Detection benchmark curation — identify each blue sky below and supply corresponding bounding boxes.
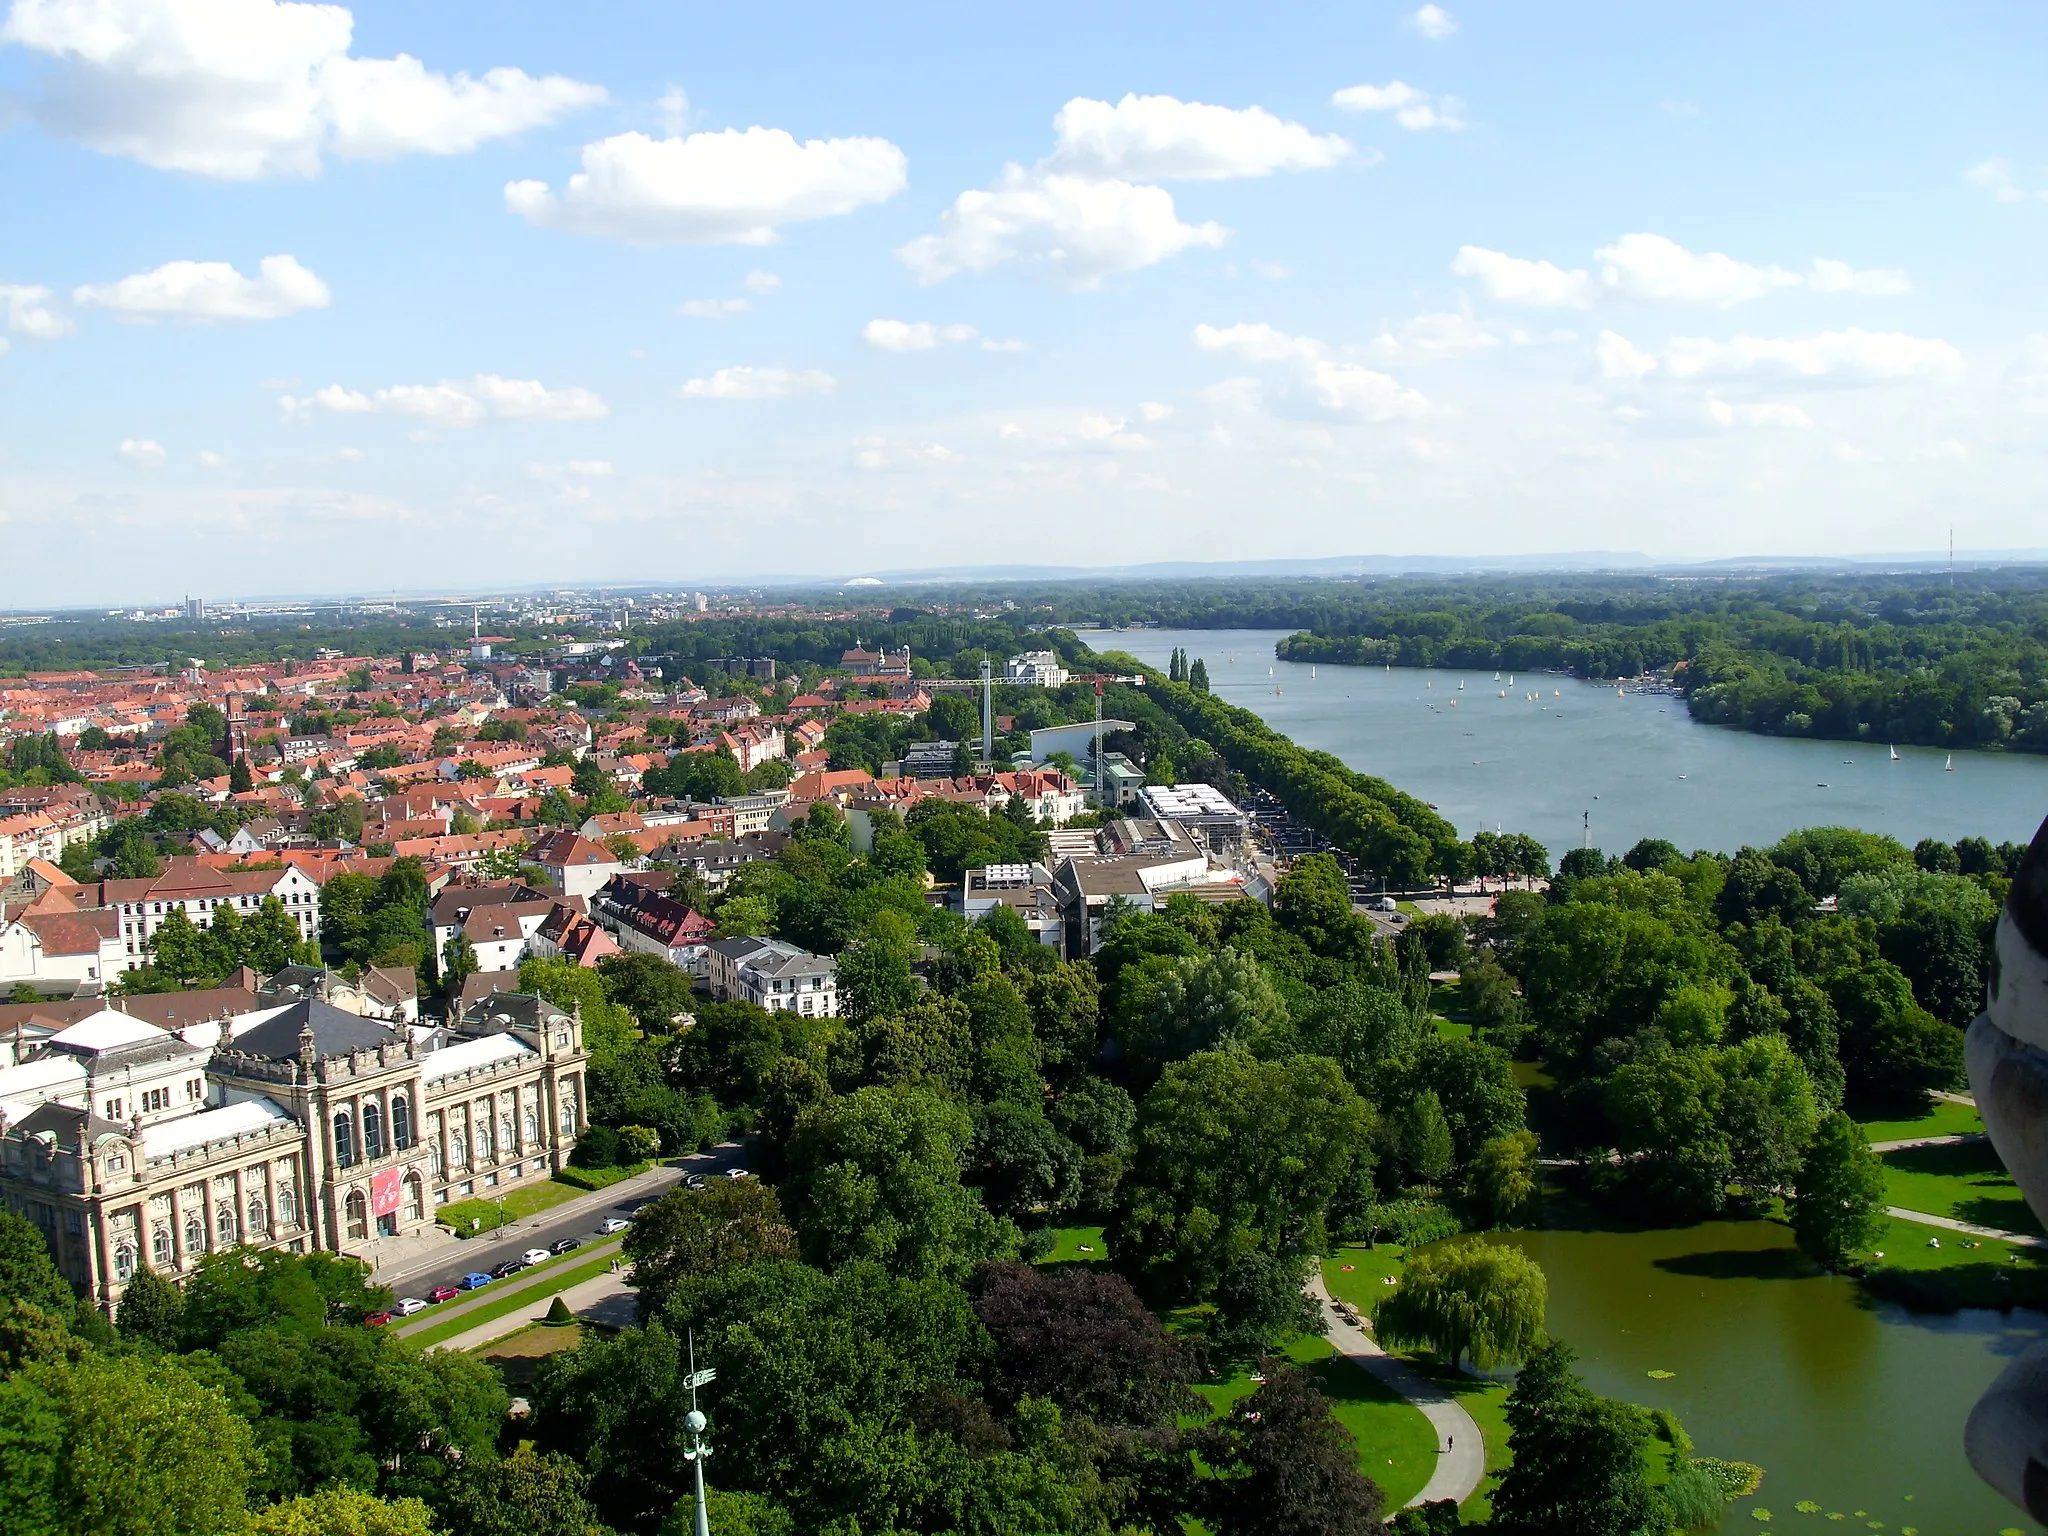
[3,0,2046,604]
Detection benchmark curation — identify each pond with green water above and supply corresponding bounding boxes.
[1492,1220,2047,1534]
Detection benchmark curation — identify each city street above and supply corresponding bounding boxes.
[375,1141,746,1304]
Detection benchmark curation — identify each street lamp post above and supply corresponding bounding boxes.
[681,1331,716,1536]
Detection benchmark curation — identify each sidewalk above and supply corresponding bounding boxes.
[393,1236,625,1338]
[1869,1132,1988,1153]
[1307,1272,1485,1507]
[424,1268,636,1354]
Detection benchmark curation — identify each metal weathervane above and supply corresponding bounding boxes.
[682,1330,717,1536]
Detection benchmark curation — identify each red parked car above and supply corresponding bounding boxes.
[363,1311,393,1327]
[429,1284,461,1304]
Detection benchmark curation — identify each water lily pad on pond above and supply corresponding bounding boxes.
[1648,1368,1676,1379]
[1752,1513,1772,1523]
[1795,1503,1822,1514]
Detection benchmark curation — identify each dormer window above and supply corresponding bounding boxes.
[103,1098,122,1120]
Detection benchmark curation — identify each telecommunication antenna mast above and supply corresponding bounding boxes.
[979,658,994,767]
[1582,809,1591,850]
[1094,680,1105,805]
[681,1332,717,1536]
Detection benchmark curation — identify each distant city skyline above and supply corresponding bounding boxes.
[4,0,2047,603]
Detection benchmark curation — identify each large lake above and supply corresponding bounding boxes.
[1083,628,2048,856]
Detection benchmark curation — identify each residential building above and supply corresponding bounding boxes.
[1005,651,1071,688]
[704,936,839,1016]
[595,876,716,972]
[527,905,619,968]
[100,860,324,961]
[526,830,624,901]
[960,863,1063,948]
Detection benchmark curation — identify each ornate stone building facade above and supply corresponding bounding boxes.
[0,989,586,1305]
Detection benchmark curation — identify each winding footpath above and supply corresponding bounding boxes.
[1307,1272,1486,1507]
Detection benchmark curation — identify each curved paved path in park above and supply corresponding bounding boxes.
[1307,1272,1486,1507]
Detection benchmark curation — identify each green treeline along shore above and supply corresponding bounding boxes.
[1260,569,2048,756]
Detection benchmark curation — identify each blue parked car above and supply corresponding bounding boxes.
[458,1272,493,1290]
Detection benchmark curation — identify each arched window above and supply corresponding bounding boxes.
[391,1094,412,1150]
[499,1113,516,1158]
[344,1190,368,1242]
[215,1201,237,1247]
[113,1241,137,1282]
[522,1108,539,1147]
[278,1186,297,1227]
[402,1174,424,1224]
[333,1111,356,1167]
[476,1118,494,1160]
[362,1101,385,1160]
[185,1212,206,1256]
[247,1196,268,1236]
[151,1225,173,1269]
[450,1128,468,1168]
[558,1083,579,1137]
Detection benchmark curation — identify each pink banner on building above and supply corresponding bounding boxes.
[370,1166,402,1218]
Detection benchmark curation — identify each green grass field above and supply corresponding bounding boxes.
[1037,1224,1109,1265]
[1855,1099,1984,1144]
[1880,1139,2042,1236]
[437,1176,586,1236]
[1196,1333,1441,1508]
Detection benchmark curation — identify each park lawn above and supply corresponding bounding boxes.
[475,1320,587,1386]
[1196,1334,1440,1509]
[1880,1139,2043,1237]
[1855,1099,1984,1144]
[438,1176,586,1237]
[404,1248,622,1349]
[1863,1214,2048,1309]
[1037,1225,1109,1265]
[1323,1244,1407,1313]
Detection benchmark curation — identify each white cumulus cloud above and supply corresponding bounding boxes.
[0,283,74,338]
[1807,257,1911,296]
[118,437,165,466]
[901,167,1226,289]
[1451,246,1598,308]
[862,319,977,351]
[1411,4,1457,39]
[1707,399,1813,428]
[743,269,781,293]
[194,449,227,467]
[1596,330,1658,380]
[1193,322,1430,419]
[281,373,607,425]
[73,253,329,320]
[1595,232,1799,307]
[679,367,836,399]
[1664,329,1963,382]
[1331,80,1465,131]
[679,297,750,318]
[1967,158,2047,203]
[506,125,907,245]
[1367,310,1516,364]
[0,0,606,179]
[901,92,1347,288]
[1045,93,1350,180]
[1138,400,1174,422]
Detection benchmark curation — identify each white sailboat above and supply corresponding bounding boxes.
[1890,745,1899,761]
[1945,753,1955,772]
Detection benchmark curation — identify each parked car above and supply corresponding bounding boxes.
[392,1297,428,1317]
[429,1284,461,1304]
[458,1272,493,1291]
[521,1248,551,1267]
[550,1236,582,1255]
[726,1167,752,1180]
[363,1311,393,1327]
[681,1173,706,1191]
[490,1258,527,1279]
[598,1216,630,1234]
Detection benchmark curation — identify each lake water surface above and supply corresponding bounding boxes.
[1082,628,2048,855]
[1498,1220,2047,1535]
